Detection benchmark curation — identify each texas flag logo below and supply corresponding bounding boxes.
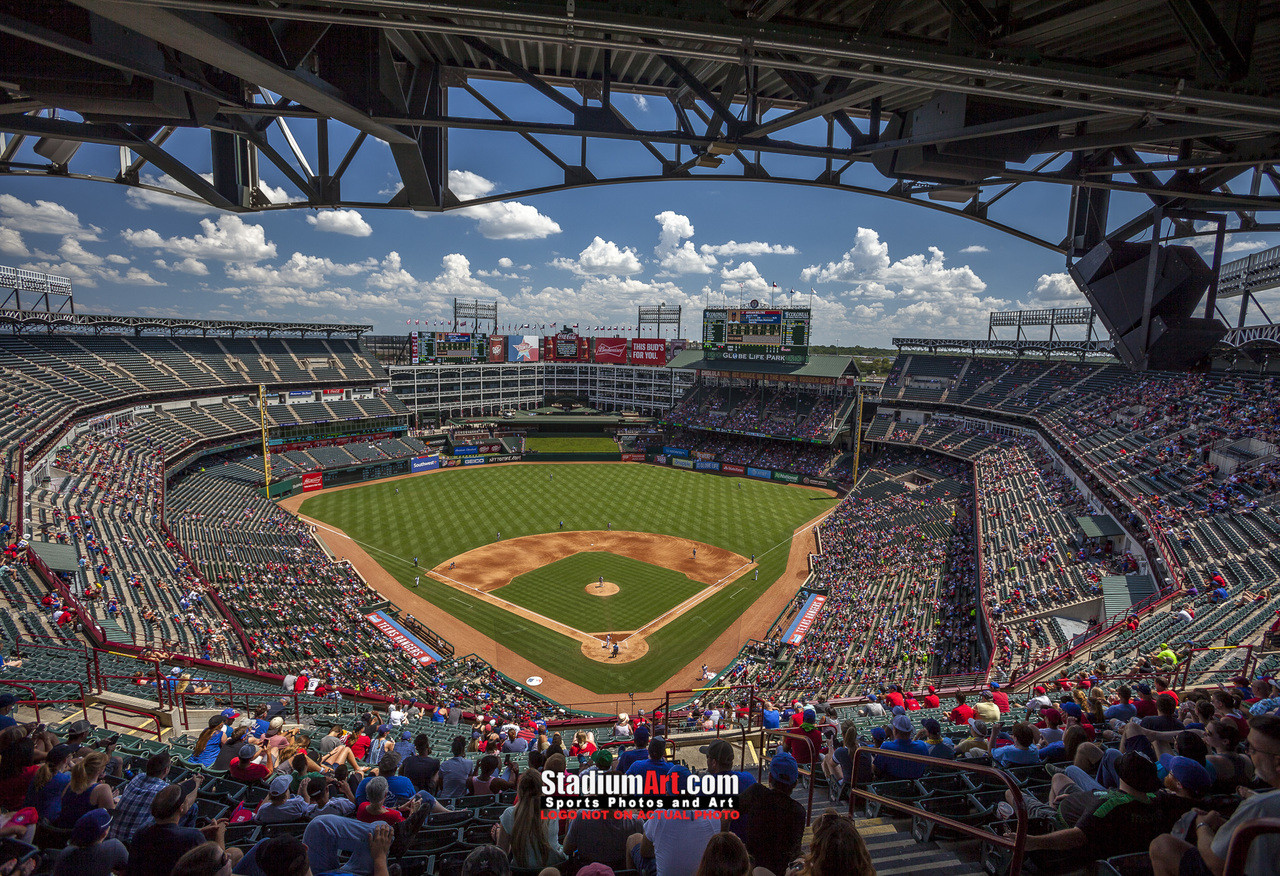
[514,336,539,361]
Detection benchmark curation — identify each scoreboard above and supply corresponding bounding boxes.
[413,332,489,363]
[703,308,810,364]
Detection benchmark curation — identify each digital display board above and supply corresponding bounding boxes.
[702,308,810,363]
[415,333,489,363]
[555,334,580,359]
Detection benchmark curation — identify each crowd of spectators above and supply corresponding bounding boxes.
[668,384,847,443]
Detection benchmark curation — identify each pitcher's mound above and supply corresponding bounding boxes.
[586,581,620,597]
[582,637,649,664]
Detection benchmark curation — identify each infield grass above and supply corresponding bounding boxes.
[298,464,835,695]
[523,434,618,453]
[497,552,705,632]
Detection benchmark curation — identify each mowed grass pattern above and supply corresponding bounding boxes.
[497,552,705,632]
[523,435,619,453]
[299,464,836,694]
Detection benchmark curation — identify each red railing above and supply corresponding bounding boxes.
[91,701,165,742]
[0,679,88,724]
[15,444,24,543]
[25,548,111,644]
[177,688,299,730]
[661,684,756,732]
[845,745,1030,876]
[759,727,817,825]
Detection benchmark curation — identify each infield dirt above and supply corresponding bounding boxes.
[281,463,833,704]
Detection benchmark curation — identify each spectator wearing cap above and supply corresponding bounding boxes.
[861,694,885,719]
[973,691,1001,723]
[392,730,415,761]
[228,742,270,784]
[730,751,805,876]
[783,707,823,768]
[1162,756,1212,801]
[110,753,171,844]
[700,739,756,794]
[611,724,651,774]
[874,715,929,779]
[460,844,511,876]
[920,718,954,760]
[255,774,317,824]
[189,715,226,769]
[923,686,941,709]
[989,682,1010,713]
[51,809,126,876]
[1021,750,1168,858]
[1026,686,1053,714]
[1149,714,1280,876]
[955,720,992,757]
[0,692,17,730]
[125,778,241,876]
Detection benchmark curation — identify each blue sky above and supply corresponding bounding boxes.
[1,82,1275,347]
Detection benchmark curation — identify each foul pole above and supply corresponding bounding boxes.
[258,384,272,497]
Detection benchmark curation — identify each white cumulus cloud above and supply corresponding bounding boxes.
[445,169,562,240]
[0,195,100,239]
[306,210,372,237]
[700,240,797,258]
[0,227,28,257]
[654,211,716,275]
[959,245,989,254]
[123,215,277,262]
[551,237,643,276]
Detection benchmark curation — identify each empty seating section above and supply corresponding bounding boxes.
[898,355,966,403]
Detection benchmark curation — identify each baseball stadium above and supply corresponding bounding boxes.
[2,3,1280,876]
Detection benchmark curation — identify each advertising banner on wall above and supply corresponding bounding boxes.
[747,467,772,480]
[410,331,419,363]
[621,452,646,462]
[592,337,628,364]
[507,335,541,362]
[630,338,667,366]
[301,472,324,492]
[672,457,694,469]
[772,471,800,483]
[453,445,478,456]
[695,460,721,471]
[783,594,827,646]
[488,336,507,362]
[410,455,439,473]
[366,611,441,664]
[721,464,746,475]
[661,446,689,458]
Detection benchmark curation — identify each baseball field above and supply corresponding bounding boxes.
[294,463,837,695]
[522,434,618,453]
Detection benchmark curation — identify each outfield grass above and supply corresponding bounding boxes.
[523,434,618,453]
[299,464,836,694]
[497,552,704,632]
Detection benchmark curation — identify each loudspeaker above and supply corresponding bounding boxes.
[1070,240,1224,370]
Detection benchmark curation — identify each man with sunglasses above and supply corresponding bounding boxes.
[1148,714,1280,876]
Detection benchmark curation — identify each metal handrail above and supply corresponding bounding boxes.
[177,689,299,731]
[847,744,1029,876]
[93,701,165,742]
[1223,817,1280,876]
[0,678,88,724]
[758,727,818,824]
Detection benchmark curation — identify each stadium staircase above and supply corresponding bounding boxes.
[832,815,982,875]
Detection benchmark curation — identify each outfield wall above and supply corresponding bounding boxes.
[644,451,845,492]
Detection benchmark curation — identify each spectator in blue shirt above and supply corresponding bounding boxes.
[761,702,781,730]
[612,725,651,773]
[1104,686,1137,723]
[991,723,1042,767]
[624,737,690,782]
[874,716,929,779]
